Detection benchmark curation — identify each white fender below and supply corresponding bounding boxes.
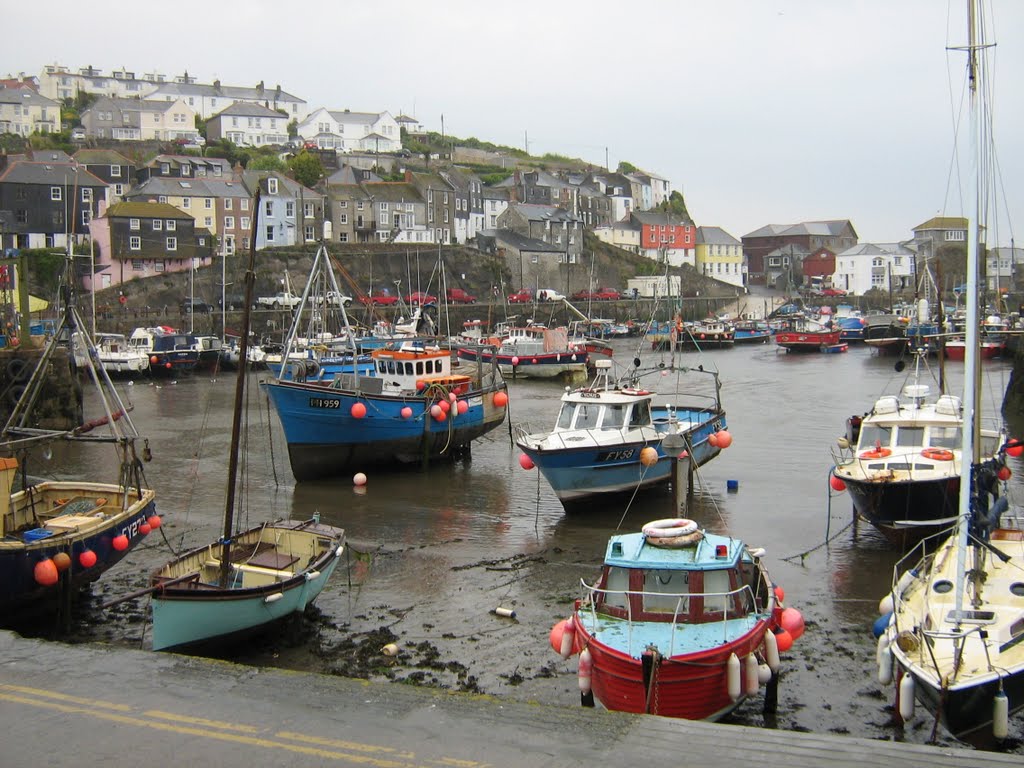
[993,690,1009,741]
[899,673,916,721]
[559,617,576,659]
[764,629,780,672]
[727,653,741,702]
[578,648,593,695]
[757,663,773,685]
[878,593,895,616]
[745,653,759,696]
[877,634,893,686]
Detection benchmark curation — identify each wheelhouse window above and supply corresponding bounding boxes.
[601,566,630,611]
[600,404,626,429]
[643,569,690,614]
[858,424,892,449]
[930,426,961,449]
[896,426,925,447]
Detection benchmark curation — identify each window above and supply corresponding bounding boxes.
[266,225,274,242]
[51,187,62,201]
[130,218,140,230]
[356,201,364,210]
[224,216,234,229]
[268,178,278,194]
[155,261,165,272]
[224,198,232,210]
[204,198,213,209]
[114,184,124,196]
[153,219,162,231]
[166,220,176,231]
[165,237,177,251]
[241,217,250,230]
[241,198,248,211]
[946,230,966,242]
[81,210,91,226]
[129,236,141,250]
[339,232,349,242]
[81,188,92,203]
[182,197,190,208]
[339,214,348,225]
[158,196,167,204]
[339,201,348,209]
[132,259,144,270]
[285,201,294,218]
[204,217,213,227]
[264,200,272,217]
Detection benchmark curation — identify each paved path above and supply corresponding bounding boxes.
[0,631,1017,767]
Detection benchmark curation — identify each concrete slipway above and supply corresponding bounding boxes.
[0,632,1018,768]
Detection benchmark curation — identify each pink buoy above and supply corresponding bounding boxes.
[401,406,413,419]
[448,392,458,403]
[351,402,367,418]
[139,523,152,536]
[519,454,535,470]
[578,648,593,694]
[456,400,469,415]
[416,380,426,391]
[430,404,442,419]
[438,399,451,413]
[353,472,367,487]
[781,607,805,641]
[511,356,520,366]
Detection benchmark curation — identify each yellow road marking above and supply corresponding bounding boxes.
[276,731,414,757]
[0,692,427,766]
[0,683,132,712]
[145,709,261,733]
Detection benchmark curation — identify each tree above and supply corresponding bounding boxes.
[248,154,286,172]
[289,150,323,187]
[617,161,638,174]
[655,190,691,221]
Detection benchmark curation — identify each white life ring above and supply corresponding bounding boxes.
[642,518,698,538]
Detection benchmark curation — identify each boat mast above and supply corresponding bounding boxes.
[953,0,985,616]
[219,188,261,585]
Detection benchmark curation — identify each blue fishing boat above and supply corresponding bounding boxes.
[732,319,772,344]
[262,244,509,481]
[264,340,509,481]
[514,359,727,507]
[128,326,199,373]
[148,194,346,651]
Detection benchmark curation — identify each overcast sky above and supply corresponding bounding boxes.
[6,0,1023,244]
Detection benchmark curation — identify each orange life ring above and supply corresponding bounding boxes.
[921,447,954,461]
[859,447,892,459]
[622,387,651,396]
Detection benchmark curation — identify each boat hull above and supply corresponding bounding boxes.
[518,409,725,504]
[263,380,508,481]
[150,521,344,651]
[0,483,157,616]
[456,347,587,379]
[843,475,960,544]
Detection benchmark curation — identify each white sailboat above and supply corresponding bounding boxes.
[877,0,1024,743]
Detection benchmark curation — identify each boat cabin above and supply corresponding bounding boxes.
[583,530,771,654]
[370,341,470,395]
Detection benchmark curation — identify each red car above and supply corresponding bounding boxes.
[359,291,399,306]
[405,291,438,306]
[821,288,847,297]
[507,289,533,304]
[572,287,621,302]
[445,288,477,304]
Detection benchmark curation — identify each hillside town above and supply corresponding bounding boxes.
[0,63,1020,302]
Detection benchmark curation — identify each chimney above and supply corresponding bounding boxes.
[257,80,265,96]
[213,79,221,91]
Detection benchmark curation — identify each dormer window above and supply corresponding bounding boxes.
[268,178,278,195]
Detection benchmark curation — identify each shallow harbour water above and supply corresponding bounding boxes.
[18,334,1024,753]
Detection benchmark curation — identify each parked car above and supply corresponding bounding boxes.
[180,296,214,314]
[256,292,302,310]
[359,291,399,306]
[217,294,248,311]
[821,288,847,297]
[507,289,534,304]
[325,291,352,306]
[445,288,477,304]
[405,291,438,306]
[572,287,621,302]
[536,288,566,302]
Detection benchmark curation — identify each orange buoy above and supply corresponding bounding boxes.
[708,432,719,447]
[998,465,1012,481]
[79,549,97,568]
[549,621,565,655]
[493,391,508,407]
[519,454,535,470]
[52,552,72,572]
[34,559,59,586]
[147,515,162,529]
[351,402,367,418]
[434,410,447,422]
[438,399,450,413]
[830,473,846,492]
[456,400,468,415]
[112,534,129,551]
[400,406,413,419]
[774,585,785,604]
[716,430,733,448]
[639,446,659,467]
[139,522,152,535]
[775,628,794,652]
[1007,439,1024,458]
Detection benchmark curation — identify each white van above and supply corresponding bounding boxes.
[536,288,566,302]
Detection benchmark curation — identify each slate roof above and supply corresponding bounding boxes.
[836,242,914,257]
[743,220,853,239]
[325,166,381,185]
[128,177,216,197]
[509,203,580,223]
[327,110,383,125]
[0,87,57,107]
[150,81,304,104]
[210,101,286,119]
[0,160,106,187]
[632,211,692,227]
[361,182,423,203]
[481,229,563,253]
[73,149,134,165]
[696,226,740,245]
[912,216,967,231]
